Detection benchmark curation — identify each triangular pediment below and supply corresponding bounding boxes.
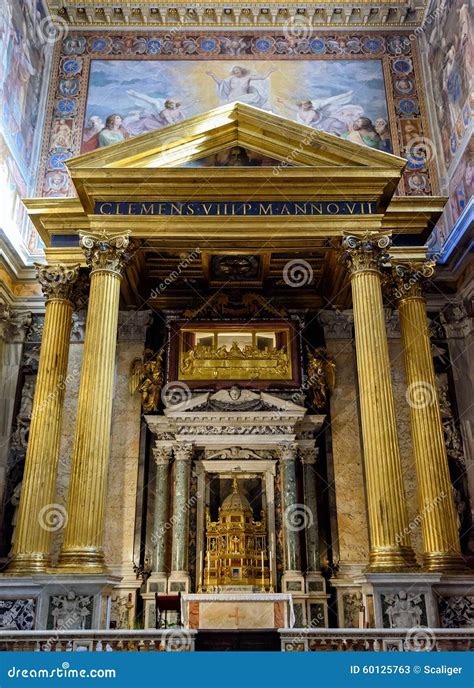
[67,101,405,172]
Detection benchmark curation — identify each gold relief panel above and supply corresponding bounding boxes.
[176,323,294,383]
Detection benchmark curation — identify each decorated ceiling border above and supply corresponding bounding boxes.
[38,30,438,199]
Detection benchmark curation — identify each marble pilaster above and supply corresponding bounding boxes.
[319,310,369,571]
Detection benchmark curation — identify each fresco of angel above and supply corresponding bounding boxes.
[276,90,362,136]
[123,91,190,135]
[206,65,277,109]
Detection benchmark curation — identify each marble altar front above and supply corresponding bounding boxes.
[182,593,295,630]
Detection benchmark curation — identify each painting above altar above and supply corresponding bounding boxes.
[82,58,392,153]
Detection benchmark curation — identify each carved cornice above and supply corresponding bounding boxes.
[340,234,391,276]
[79,233,134,277]
[35,263,80,303]
[50,2,427,29]
[389,261,436,302]
[0,301,32,344]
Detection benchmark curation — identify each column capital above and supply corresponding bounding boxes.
[173,443,194,461]
[0,301,32,343]
[35,263,80,303]
[153,445,173,465]
[79,232,134,277]
[279,441,298,462]
[389,261,436,302]
[340,234,391,276]
[299,447,319,465]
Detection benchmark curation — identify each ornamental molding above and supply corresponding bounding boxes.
[35,263,80,303]
[50,2,426,30]
[145,388,324,448]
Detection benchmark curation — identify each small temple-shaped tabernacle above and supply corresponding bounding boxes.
[203,478,270,591]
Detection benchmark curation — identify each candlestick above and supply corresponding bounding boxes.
[206,550,210,590]
[260,550,265,591]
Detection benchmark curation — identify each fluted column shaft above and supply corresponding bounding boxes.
[170,444,193,573]
[393,263,464,572]
[341,235,416,572]
[152,446,171,573]
[59,234,132,572]
[8,264,79,574]
[301,447,320,572]
[280,443,302,573]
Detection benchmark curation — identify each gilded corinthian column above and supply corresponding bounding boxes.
[8,264,79,574]
[169,443,193,592]
[340,235,417,571]
[58,233,132,572]
[391,262,465,572]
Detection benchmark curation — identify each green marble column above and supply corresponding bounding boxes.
[280,442,302,574]
[301,446,320,572]
[169,443,193,592]
[151,445,172,573]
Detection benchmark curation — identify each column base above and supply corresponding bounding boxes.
[0,574,121,630]
[367,546,419,573]
[422,551,469,573]
[168,571,190,594]
[57,547,108,574]
[6,553,50,576]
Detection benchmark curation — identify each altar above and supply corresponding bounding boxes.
[182,594,295,630]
